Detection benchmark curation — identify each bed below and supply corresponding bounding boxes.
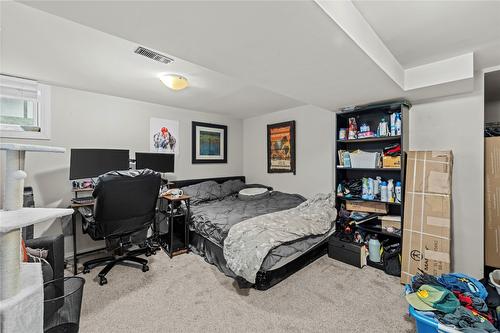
[172,176,335,290]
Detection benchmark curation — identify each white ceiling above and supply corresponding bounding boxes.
[0,2,303,118]
[3,1,500,117]
[14,0,405,112]
[353,1,500,69]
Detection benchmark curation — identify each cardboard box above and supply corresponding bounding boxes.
[401,151,453,284]
[380,215,401,230]
[485,137,500,268]
[346,200,388,214]
[383,156,401,169]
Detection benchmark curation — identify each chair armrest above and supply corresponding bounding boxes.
[78,206,94,220]
[78,206,95,234]
[25,234,65,281]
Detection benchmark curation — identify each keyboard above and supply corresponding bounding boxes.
[72,196,94,204]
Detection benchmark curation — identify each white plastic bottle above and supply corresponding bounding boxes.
[387,179,395,203]
[367,177,374,200]
[380,181,388,202]
[395,113,402,136]
[378,118,388,137]
[343,151,351,168]
[390,113,396,136]
[368,235,381,263]
[373,176,381,197]
[362,177,369,199]
[395,181,402,203]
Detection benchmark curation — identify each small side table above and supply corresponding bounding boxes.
[160,194,191,257]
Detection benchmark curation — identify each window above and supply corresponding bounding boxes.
[0,75,51,139]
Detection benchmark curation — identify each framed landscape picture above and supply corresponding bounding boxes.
[192,121,227,163]
[267,120,296,174]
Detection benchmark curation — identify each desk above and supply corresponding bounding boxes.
[70,200,103,275]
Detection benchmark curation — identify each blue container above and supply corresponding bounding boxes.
[405,285,460,333]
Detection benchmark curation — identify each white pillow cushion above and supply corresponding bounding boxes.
[238,187,269,201]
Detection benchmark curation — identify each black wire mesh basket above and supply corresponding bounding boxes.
[43,277,85,333]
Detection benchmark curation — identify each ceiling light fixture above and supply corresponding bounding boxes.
[159,74,188,91]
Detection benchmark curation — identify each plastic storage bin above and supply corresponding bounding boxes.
[349,151,380,168]
[409,306,460,333]
[405,285,460,333]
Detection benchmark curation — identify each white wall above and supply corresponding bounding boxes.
[1,79,485,278]
[243,91,484,279]
[409,77,484,278]
[0,85,243,257]
[243,105,335,198]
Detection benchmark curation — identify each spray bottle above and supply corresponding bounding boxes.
[380,181,388,202]
[395,181,402,203]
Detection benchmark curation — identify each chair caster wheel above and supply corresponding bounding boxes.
[142,265,149,272]
[83,267,90,274]
[99,276,107,286]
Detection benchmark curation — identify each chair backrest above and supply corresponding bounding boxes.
[92,169,161,238]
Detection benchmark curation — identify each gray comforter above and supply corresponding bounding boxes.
[189,191,306,246]
[223,193,337,283]
[190,191,333,272]
[184,178,338,279]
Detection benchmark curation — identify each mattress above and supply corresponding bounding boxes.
[188,191,334,272]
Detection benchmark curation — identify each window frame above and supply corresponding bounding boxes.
[0,75,51,140]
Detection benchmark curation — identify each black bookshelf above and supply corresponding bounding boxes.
[335,100,410,247]
[336,135,401,144]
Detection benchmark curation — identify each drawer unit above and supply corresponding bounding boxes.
[328,236,366,268]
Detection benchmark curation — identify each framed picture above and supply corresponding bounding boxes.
[192,121,227,163]
[267,120,296,174]
[150,118,179,154]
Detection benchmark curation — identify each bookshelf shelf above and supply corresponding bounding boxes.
[336,136,401,144]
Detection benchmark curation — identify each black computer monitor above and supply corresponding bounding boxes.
[135,152,174,173]
[70,149,130,180]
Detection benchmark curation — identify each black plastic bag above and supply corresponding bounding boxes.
[383,243,401,276]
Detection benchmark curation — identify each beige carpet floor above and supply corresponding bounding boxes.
[76,253,415,333]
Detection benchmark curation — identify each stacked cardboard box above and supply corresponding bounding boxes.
[485,137,500,268]
[401,151,453,284]
[346,200,388,214]
[380,215,401,230]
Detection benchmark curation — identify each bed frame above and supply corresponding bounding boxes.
[172,176,328,290]
[170,176,246,189]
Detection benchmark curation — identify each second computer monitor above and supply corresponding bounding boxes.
[135,152,174,173]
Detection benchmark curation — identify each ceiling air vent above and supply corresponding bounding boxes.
[134,46,174,65]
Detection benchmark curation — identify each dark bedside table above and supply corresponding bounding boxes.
[160,194,191,258]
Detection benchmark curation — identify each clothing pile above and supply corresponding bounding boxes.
[406,272,500,332]
[337,179,362,198]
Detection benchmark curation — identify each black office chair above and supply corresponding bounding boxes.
[81,169,161,285]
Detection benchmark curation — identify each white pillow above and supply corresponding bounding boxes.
[238,187,269,200]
